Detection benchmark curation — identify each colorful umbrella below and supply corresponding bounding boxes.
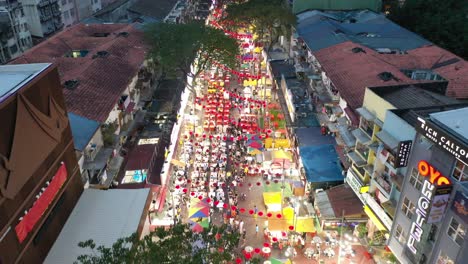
[189,206,209,218]
[249,148,263,155]
[190,218,209,233]
[248,141,262,149]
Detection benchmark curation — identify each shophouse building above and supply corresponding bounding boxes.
[8,23,153,187]
[18,0,63,39]
[292,9,468,131]
[345,83,465,245]
[0,0,33,63]
[384,106,468,264]
[0,63,83,263]
[58,0,77,27]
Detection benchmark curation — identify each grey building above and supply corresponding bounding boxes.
[18,0,63,38]
[0,0,32,63]
[385,106,468,264]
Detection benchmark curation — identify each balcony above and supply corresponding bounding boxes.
[352,128,372,145]
[38,0,50,8]
[381,199,397,219]
[362,192,393,230]
[40,14,53,22]
[373,172,392,195]
[347,151,367,167]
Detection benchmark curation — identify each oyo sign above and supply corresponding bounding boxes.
[417,160,451,186]
[407,161,451,254]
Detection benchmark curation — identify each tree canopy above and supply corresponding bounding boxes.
[388,0,468,60]
[223,0,296,50]
[144,22,240,89]
[75,223,241,264]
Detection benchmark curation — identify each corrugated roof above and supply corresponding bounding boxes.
[9,23,148,122]
[293,0,382,14]
[125,144,156,171]
[69,113,100,151]
[128,0,178,20]
[372,85,460,109]
[297,10,430,52]
[326,184,364,217]
[44,188,150,264]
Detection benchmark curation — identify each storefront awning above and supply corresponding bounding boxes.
[295,218,316,233]
[363,205,387,231]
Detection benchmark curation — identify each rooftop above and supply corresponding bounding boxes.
[314,41,468,109]
[297,10,430,52]
[431,107,468,143]
[68,113,100,151]
[44,188,150,264]
[371,84,460,109]
[9,23,148,122]
[125,143,156,171]
[392,104,468,127]
[293,0,382,14]
[326,184,364,218]
[0,63,51,103]
[128,0,178,20]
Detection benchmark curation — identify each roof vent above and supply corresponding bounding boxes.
[63,80,79,90]
[118,32,129,37]
[378,72,395,82]
[93,50,109,58]
[351,47,366,54]
[92,32,110,37]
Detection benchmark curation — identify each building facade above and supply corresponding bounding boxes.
[58,0,77,27]
[387,107,468,264]
[0,63,83,263]
[0,0,32,63]
[18,0,63,38]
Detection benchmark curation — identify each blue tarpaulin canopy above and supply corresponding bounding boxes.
[300,144,343,183]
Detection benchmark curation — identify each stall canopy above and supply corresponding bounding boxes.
[295,218,316,233]
[300,144,343,183]
[268,218,289,231]
[44,189,150,264]
[272,150,293,161]
[263,182,293,197]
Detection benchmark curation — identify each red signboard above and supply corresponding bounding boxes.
[15,163,68,243]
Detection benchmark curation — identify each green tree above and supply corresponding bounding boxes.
[144,22,240,97]
[388,0,468,59]
[75,223,241,264]
[224,0,296,51]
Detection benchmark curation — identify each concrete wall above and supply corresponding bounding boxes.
[363,88,395,122]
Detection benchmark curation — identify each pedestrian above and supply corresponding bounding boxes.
[255,224,259,235]
[254,205,258,219]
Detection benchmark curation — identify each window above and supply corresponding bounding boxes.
[447,218,465,246]
[356,142,369,160]
[402,197,415,219]
[360,118,374,138]
[409,168,424,190]
[452,159,468,182]
[436,251,455,264]
[395,224,406,244]
[61,0,67,5]
[70,7,75,18]
[64,10,69,20]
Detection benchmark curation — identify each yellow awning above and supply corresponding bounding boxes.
[263,192,282,205]
[295,218,316,233]
[364,205,387,231]
[272,150,293,161]
[171,159,185,167]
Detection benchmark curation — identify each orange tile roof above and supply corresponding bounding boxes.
[9,23,148,122]
[314,42,468,109]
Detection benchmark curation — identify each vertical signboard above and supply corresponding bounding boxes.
[451,191,468,224]
[427,186,452,223]
[395,140,412,168]
[407,161,452,255]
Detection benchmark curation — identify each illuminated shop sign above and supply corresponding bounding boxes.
[407,161,452,254]
[395,140,412,168]
[416,117,468,165]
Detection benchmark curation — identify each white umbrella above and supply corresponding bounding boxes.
[313,236,322,243]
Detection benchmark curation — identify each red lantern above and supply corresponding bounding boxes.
[276,214,282,218]
[267,212,272,218]
[249,209,254,215]
[258,211,263,216]
[206,198,211,203]
[289,226,294,231]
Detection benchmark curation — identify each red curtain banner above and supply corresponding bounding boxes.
[15,163,68,243]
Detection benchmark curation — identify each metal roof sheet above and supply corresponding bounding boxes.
[44,188,150,264]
